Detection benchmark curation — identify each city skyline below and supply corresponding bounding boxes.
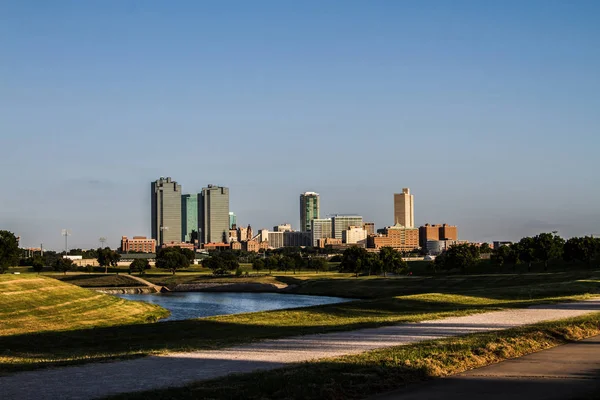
[7,176,599,250]
[2,2,599,249]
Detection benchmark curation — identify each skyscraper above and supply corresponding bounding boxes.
[331,215,364,240]
[300,192,320,232]
[393,188,414,228]
[181,194,199,242]
[311,218,332,247]
[229,212,237,229]
[151,177,182,245]
[199,185,230,244]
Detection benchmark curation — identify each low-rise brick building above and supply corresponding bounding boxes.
[121,236,156,253]
[367,224,419,252]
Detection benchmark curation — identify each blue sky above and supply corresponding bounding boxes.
[1,0,599,250]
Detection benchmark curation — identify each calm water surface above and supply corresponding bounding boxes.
[116,292,350,321]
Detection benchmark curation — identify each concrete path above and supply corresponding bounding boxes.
[371,334,600,400]
[1,299,599,400]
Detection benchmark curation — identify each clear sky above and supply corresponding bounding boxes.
[1,0,599,250]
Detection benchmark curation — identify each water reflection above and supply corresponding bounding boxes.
[116,292,350,321]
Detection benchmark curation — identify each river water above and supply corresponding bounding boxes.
[116,292,350,321]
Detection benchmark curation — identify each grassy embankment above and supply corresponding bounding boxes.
[109,312,600,400]
[1,271,599,374]
[54,274,146,288]
[0,275,168,369]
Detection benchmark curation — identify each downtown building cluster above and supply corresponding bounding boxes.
[120,177,460,254]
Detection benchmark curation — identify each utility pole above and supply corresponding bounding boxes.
[61,229,71,255]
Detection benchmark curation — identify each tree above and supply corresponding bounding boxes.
[533,233,564,271]
[129,259,150,276]
[31,256,44,274]
[436,243,479,273]
[156,247,190,275]
[516,237,536,272]
[491,244,517,270]
[264,255,281,274]
[292,253,305,274]
[97,247,121,274]
[180,248,195,263]
[0,230,20,274]
[252,258,264,274]
[42,251,60,270]
[339,246,369,277]
[310,257,327,274]
[54,257,74,275]
[366,252,383,276]
[564,236,600,267]
[479,243,492,254]
[379,247,407,277]
[279,256,294,273]
[82,248,99,259]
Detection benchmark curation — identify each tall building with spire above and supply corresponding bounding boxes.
[393,188,414,228]
[151,177,182,245]
[300,192,320,232]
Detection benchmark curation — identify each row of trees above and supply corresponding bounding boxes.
[433,233,600,274]
[338,246,407,277]
[252,254,328,274]
[492,233,600,271]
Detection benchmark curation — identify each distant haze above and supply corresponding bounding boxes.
[1,1,598,250]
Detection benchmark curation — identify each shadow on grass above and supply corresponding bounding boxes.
[287,272,600,300]
[6,318,596,399]
[2,294,599,375]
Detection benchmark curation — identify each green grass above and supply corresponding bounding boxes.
[1,275,598,374]
[141,270,600,299]
[53,274,146,288]
[108,312,600,400]
[143,271,347,288]
[0,274,168,353]
[286,270,600,298]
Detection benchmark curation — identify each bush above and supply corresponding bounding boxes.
[235,267,243,277]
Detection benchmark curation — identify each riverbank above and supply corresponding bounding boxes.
[170,282,291,293]
[0,275,168,337]
[93,286,161,294]
[2,276,599,374]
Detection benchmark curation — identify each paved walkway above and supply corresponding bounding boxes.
[371,334,600,400]
[1,299,599,399]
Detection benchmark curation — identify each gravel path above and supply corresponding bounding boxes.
[2,299,599,400]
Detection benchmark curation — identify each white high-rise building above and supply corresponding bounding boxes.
[393,188,414,228]
[342,226,368,244]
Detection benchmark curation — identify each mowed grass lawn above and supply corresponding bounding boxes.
[1,272,599,374]
[0,275,168,337]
